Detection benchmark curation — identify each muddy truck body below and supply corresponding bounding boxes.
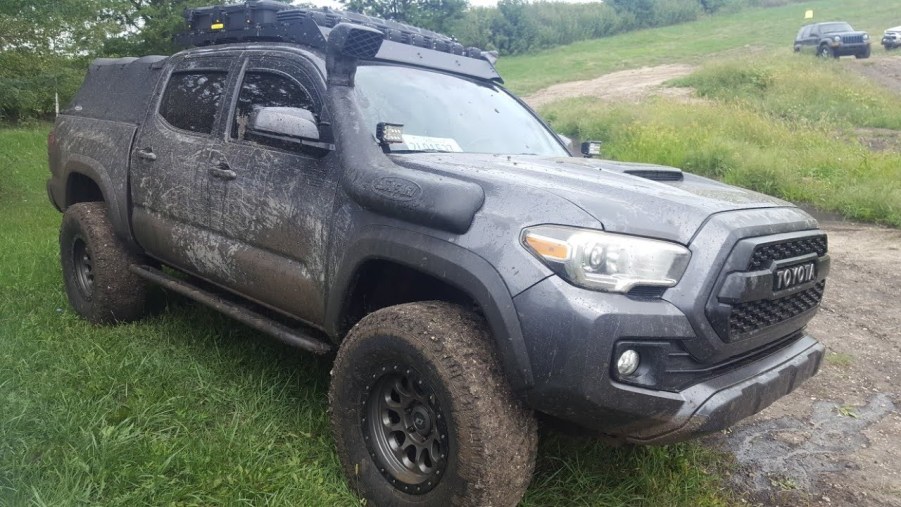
[48,4,829,505]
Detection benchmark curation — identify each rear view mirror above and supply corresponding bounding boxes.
[248,107,320,141]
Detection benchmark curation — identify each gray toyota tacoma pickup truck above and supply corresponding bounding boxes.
[48,3,829,505]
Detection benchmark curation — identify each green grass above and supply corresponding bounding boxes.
[540,55,901,226]
[499,0,901,95]
[0,126,731,505]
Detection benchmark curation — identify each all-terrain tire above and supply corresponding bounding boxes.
[856,47,871,59]
[60,202,148,324]
[329,302,538,507]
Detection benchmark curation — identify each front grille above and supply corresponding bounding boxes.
[843,35,864,44]
[729,281,826,338]
[748,235,827,270]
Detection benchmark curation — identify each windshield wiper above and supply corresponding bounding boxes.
[388,148,452,154]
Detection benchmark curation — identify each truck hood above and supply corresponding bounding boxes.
[390,153,794,245]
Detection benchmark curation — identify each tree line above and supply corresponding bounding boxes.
[1,0,798,120]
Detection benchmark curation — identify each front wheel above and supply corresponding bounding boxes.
[329,302,538,507]
[856,47,871,59]
[818,45,837,59]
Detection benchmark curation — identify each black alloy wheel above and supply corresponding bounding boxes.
[364,367,448,494]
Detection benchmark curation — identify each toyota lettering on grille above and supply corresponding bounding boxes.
[774,262,816,291]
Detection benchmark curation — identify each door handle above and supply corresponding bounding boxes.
[135,148,157,161]
[209,167,237,180]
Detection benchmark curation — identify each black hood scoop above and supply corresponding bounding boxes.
[623,168,684,182]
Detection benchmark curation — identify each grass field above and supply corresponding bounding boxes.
[499,0,901,95]
[0,127,731,505]
[540,55,901,226]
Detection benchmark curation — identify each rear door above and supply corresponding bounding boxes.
[130,53,240,275]
[804,25,820,53]
[199,51,337,325]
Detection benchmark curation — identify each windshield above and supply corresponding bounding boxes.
[353,64,569,156]
[820,22,853,33]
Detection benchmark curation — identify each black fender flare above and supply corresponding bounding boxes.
[326,226,535,391]
[61,156,140,252]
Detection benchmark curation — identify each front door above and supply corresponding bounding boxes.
[202,52,337,325]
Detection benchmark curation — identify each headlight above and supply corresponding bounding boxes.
[521,225,691,293]
[833,35,842,42]
[863,33,870,40]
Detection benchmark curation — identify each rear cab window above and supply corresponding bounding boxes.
[159,71,227,134]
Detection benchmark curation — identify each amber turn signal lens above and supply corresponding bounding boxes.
[524,233,571,261]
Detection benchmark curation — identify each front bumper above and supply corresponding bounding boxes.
[883,37,900,48]
[831,42,870,56]
[514,276,824,443]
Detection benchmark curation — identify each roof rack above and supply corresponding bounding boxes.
[174,1,496,65]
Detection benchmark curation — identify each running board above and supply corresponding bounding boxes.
[130,264,333,355]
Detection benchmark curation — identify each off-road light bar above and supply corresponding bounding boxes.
[376,122,404,144]
[581,141,602,158]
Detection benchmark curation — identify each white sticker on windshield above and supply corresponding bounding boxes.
[401,134,463,153]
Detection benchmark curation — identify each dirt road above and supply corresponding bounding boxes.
[526,56,901,505]
[523,64,696,107]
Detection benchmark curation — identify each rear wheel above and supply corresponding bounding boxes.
[329,302,538,506]
[60,202,148,324]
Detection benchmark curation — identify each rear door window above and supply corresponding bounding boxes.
[159,71,228,134]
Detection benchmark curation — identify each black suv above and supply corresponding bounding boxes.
[47,2,830,505]
[795,21,871,59]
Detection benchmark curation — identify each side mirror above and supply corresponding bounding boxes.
[581,140,602,158]
[248,107,320,141]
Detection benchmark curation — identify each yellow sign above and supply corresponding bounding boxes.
[804,9,814,19]
[211,22,224,30]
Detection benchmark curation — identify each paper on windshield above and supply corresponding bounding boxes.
[402,134,463,153]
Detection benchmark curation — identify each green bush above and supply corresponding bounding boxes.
[0,52,86,122]
[675,57,901,129]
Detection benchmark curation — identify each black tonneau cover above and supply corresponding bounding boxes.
[64,55,168,124]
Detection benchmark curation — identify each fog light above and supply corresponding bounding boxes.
[617,350,640,376]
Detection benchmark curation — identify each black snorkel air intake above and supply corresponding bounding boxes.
[326,23,385,86]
